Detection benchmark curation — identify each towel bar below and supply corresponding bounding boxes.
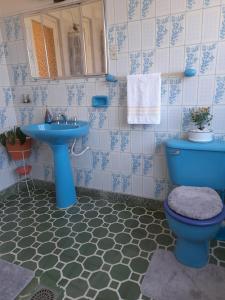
[161,72,184,78]
[106,69,196,82]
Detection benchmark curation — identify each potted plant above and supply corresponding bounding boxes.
[188,107,213,143]
[0,127,32,160]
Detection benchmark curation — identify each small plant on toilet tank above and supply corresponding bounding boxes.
[188,107,213,142]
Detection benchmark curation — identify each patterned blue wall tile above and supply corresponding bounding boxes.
[128,0,140,21]
[170,14,185,46]
[214,134,225,142]
[40,86,48,105]
[30,141,41,163]
[141,0,154,19]
[131,154,142,174]
[31,87,39,105]
[186,0,201,10]
[101,152,110,170]
[0,42,8,63]
[200,43,217,75]
[120,131,130,152]
[161,79,169,105]
[91,151,100,169]
[129,52,141,74]
[154,179,167,199]
[214,76,225,104]
[11,65,20,85]
[108,25,115,49]
[142,50,154,74]
[0,108,7,128]
[112,173,121,192]
[11,64,29,85]
[20,65,28,84]
[4,16,22,41]
[118,81,127,103]
[84,169,93,187]
[115,24,128,53]
[0,148,9,170]
[121,174,131,193]
[203,0,216,7]
[155,133,168,154]
[185,45,199,70]
[203,0,210,7]
[66,85,75,106]
[110,131,120,151]
[31,86,48,105]
[3,87,15,106]
[108,81,118,104]
[88,109,97,129]
[43,165,53,181]
[220,6,225,40]
[98,111,107,129]
[182,107,193,131]
[156,16,169,48]
[75,84,85,106]
[76,169,84,186]
[143,155,153,176]
[168,78,182,105]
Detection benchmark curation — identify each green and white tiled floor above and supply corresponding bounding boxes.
[0,187,225,300]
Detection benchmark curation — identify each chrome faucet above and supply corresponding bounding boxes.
[52,114,78,125]
[53,113,67,124]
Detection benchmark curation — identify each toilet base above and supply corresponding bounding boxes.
[175,238,209,268]
[215,224,225,241]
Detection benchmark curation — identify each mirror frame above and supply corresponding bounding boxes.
[22,0,108,80]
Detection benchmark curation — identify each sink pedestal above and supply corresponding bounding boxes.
[21,121,89,208]
[52,144,76,208]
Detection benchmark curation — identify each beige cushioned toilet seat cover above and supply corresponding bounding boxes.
[168,186,223,220]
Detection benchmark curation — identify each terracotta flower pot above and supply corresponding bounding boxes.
[6,137,32,161]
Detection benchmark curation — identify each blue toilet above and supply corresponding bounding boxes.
[164,139,225,268]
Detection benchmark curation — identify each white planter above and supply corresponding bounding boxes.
[188,129,213,143]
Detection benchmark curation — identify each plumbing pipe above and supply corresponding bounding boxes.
[70,139,90,157]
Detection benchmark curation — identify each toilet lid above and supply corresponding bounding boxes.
[168,186,223,220]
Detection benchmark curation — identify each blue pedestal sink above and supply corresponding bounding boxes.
[21,122,89,209]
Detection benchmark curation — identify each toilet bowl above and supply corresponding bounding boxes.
[165,139,225,268]
[164,198,225,268]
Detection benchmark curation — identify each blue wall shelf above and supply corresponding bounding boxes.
[92,96,109,108]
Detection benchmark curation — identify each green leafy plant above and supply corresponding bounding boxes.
[0,127,27,147]
[190,107,213,131]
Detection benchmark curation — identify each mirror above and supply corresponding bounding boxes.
[24,0,107,79]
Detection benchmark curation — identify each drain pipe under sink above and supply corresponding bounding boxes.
[70,139,90,157]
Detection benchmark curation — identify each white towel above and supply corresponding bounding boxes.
[127,73,161,124]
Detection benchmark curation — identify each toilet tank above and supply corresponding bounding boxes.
[166,139,225,191]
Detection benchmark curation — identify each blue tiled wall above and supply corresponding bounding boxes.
[1,0,225,199]
[0,26,17,190]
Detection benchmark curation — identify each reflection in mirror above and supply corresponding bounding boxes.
[24,0,107,79]
[24,15,49,78]
[48,6,84,77]
[81,0,106,75]
[41,14,63,78]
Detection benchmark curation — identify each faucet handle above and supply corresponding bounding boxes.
[54,114,61,124]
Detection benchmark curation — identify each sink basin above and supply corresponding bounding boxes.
[21,121,89,209]
[21,121,89,145]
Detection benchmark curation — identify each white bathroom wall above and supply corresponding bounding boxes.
[0,23,18,190]
[1,0,225,198]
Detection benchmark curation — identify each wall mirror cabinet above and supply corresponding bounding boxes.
[23,0,107,80]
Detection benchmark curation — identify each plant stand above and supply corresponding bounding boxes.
[10,148,35,197]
